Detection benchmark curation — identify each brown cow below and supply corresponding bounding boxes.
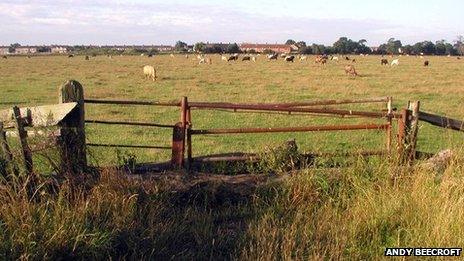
[424,60,429,66]
[344,65,358,76]
[381,59,388,65]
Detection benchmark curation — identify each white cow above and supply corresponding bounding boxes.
[332,56,339,61]
[221,55,227,61]
[391,59,399,66]
[143,65,157,81]
[251,56,256,62]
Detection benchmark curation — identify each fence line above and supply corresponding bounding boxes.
[3,80,464,176]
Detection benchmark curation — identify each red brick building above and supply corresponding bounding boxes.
[239,43,296,53]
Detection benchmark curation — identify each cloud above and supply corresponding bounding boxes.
[0,1,450,45]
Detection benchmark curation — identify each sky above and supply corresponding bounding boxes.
[0,0,463,46]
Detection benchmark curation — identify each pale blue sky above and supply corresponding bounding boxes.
[0,0,462,46]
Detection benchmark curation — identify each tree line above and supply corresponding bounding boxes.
[188,36,464,55]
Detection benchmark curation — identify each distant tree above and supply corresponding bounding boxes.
[296,41,306,48]
[311,44,328,55]
[194,42,206,53]
[435,40,447,55]
[9,43,20,53]
[422,41,436,55]
[226,43,240,53]
[285,39,296,45]
[333,37,357,54]
[385,38,402,54]
[412,42,424,54]
[174,41,188,52]
[299,46,312,54]
[455,35,464,55]
[445,43,458,55]
[204,44,224,54]
[37,46,51,53]
[402,45,414,54]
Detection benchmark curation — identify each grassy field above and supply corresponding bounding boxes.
[1,54,463,166]
[1,54,464,259]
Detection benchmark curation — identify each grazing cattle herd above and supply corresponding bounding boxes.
[2,52,460,83]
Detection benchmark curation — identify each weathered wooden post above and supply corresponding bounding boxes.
[186,107,192,171]
[12,106,33,176]
[171,97,188,168]
[408,101,420,161]
[397,101,420,164]
[0,122,18,177]
[386,97,393,154]
[397,107,411,163]
[58,80,87,174]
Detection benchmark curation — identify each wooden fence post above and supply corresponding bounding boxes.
[0,122,18,177]
[186,107,192,171]
[408,101,420,162]
[171,122,184,168]
[386,97,393,154]
[12,106,34,176]
[171,97,188,169]
[58,80,87,174]
[397,108,411,163]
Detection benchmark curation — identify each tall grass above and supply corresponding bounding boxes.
[1,151,464,259]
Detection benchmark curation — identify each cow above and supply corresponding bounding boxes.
[170,54,175,58]
[251,56,257,62]
[381,59,388,65]
[2,55,7,59]
[345,56,350,61]
[315,55,327,65]
[351,59,356,63]
[457,57,461,60]
[199,57,212,64]
[148,54,153,57]
[344,65,358,76]
[68,54,74,58]
[143,65,157,81]
[391,59,399,66]
[85,55,90,60]
[221,55,227,61]
[280,53,287,58]
[299,56,307,61]
[227,54,238,61]
[285,55,295,62]
[242,56,251,61]
[331,56,339,61]
[268,54,278,60]
[424,60,429,66]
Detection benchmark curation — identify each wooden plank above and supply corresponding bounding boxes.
[12,106,33,176]
[0,102,78,128]
[418,111,464,131]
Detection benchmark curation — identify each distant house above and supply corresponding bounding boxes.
[239,43,295,53]
[152,45,174,52]
[51,46,68,54]
[0,46,9,55]
[15,46,38,54]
